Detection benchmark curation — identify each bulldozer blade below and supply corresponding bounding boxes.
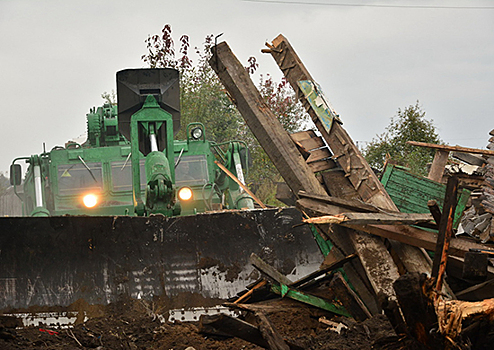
[0,208,322,311]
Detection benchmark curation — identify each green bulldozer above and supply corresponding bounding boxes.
[0,68,322,323]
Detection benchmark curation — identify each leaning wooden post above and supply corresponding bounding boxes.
[428,150,449,182]
[432,175,459,293]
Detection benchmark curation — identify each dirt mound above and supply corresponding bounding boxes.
[0,297,397,349]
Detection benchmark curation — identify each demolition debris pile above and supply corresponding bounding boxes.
[2,34,494,350]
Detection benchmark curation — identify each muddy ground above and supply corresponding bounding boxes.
[0,295,414,350]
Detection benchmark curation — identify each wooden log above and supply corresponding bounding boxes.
[255,312,290,350]
[393,273,442,348]
[407,141,494,157]
[329,271,372,321]
[297,199,381,314]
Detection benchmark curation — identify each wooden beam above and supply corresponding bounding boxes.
[341,222,484,258]
[250,253,293,285]
[255,312,290,350]
[304,212,434,226]
[407,141,494,157]
[428,150,449,182]
[267,34,398,212]
[209,41,327,198]
[267,34,432,278]
[427,200,442,226]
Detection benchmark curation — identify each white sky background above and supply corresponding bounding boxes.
[0,0,493,174]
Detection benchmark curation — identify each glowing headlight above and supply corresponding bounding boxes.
[191,127,203,140]
[178,187,193,201]
[83,194,98,208]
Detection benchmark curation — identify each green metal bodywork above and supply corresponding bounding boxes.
[12,69,254,217]
[381,164,470,229]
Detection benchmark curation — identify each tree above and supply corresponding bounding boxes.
[364,102,442,176]
[141,25,310,204]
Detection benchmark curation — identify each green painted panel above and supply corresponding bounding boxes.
[381,165,470,229]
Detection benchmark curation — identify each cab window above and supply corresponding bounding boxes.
[57,163,103,195]
[111,159,146,192]
[175,155,209,186]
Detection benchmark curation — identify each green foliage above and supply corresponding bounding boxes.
[141,24,310,204]
[364,102,442,176]
[101,90,116,105]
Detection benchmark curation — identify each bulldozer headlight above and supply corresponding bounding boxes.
[178,187,193,201]
[191,126,203,140]
[83,194,98,208]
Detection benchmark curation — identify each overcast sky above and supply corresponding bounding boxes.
[0,0,493,174]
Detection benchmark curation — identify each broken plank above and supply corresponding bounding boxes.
[452,151,486,166]
[267,34,397,211]
[308,159,337,173]
[307,148,332,163]
[289,130,317,142]
[255,312,290,350]
[297,196,401,304]
[329,271,372,322]
[455,279,494,301]
[250,253,293,286]
[298,191,380,213]
[293,135,325,151]
[304,212,434,226]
